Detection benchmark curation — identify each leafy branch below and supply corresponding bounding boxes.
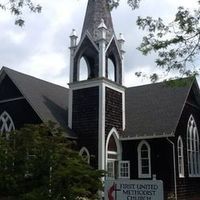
[0,0,41,26]
[136,2,200,81]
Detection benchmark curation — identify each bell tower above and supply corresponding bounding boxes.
[68,0,125,170]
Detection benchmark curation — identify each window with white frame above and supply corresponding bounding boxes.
[177,136,184,177]
[0,111,15,139]
[107,134,118,179]
[79,57,89,81]
[138,140,151,178]
[187,115,200,177]
[106,128,123,179]
[79,147,90,164]
[107,160,116,178]
[118,161,130,179]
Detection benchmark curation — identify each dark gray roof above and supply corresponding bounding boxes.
[123,78,195,139]
[1,67,76,138]
[81,0,114,41]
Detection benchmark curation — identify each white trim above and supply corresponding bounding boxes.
[187,114,200,177]
[79,146,90,164]
[98,83,105,171]
[99,33,106,78]
[105,128,122,180]
[105,35,123,60]
[105,35,115,52]
[73,31,99,57]
[120,134,174,141]
[105,127,122,171]
[0,111,15,139]
[69,46,75,83]
[69,77,125,92]
[137,140,151,178]
[107,160,116,180]
[167,138,178,200]
[0,97,25,104]
[107,151,118,155]
[122,91,125,131]
[118,161,130,179]
[177,136,185,178]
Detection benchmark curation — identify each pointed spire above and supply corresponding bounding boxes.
[81,0,114,41]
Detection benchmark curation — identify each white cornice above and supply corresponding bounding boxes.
[68,77,126,91]
[120,133,175,141]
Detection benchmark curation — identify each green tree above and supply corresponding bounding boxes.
[0,0,41,26]
[0,122,103,200]
[3,0,199,81]
[0,0,141,26]
[136,1,200,81]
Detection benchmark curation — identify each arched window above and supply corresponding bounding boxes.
[138,140,151,178]
[177,136,184,177]
[0,111,15,139]
[79,57,89,81]
[79,147,90,164]
[187,115,200,177]
[107,58,115,81]
[106,128,121,179]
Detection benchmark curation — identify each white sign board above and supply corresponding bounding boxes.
[104,180,164,200]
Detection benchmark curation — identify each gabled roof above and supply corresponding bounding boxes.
[0,67,76,138]
[81,0,114,41]
[123,78,196,139]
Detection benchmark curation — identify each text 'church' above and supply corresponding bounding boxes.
[1,0,200,199]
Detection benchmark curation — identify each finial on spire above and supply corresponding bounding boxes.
[70,29,78,47]
[118,33,125,53]
[98,19,108,41]
[98,19,108,30]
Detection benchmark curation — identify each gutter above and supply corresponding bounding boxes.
[167,137,177,200]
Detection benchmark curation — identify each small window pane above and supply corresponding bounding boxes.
[119,161,130,179]
[187,115,200,177]
[138,141,151,178]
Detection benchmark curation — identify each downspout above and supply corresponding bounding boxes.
[167,137,177,200]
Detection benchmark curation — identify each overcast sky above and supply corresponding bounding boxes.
[0,0,198,87]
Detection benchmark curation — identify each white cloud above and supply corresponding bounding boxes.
[0,0,198,87]
[6,30,26,44]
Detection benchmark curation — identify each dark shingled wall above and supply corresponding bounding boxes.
[122,139,174,200]
[72,86,99,167]
[105,87,122,137]
[175,89,200,200]
[0,99,42,129]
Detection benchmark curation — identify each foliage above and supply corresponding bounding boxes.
[0,0,41,26]
[136,1,200,81]
[0,0,143,26]
[0,122,103,200]
[108,0,141,10]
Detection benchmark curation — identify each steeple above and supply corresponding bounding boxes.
[68,0,126,174]
[81,0,114,41]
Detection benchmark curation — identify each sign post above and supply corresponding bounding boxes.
[104,180,164,200]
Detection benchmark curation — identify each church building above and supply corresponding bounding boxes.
[0,0,200,199]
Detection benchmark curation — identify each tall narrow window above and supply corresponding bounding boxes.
[0,111,15,139]
[79,147,90,164]
[138,140,151,178]
[106,129,121,180]
[177,136,184,177]
[107,58,115,81]
[79,57,89,81]
[187,115,200,177]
